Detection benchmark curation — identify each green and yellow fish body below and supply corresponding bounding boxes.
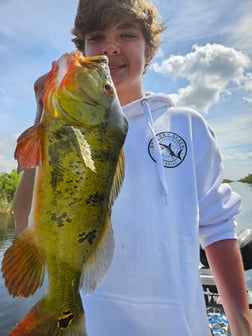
[1,51,128,336]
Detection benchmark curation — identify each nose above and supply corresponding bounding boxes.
[101,44,120,55]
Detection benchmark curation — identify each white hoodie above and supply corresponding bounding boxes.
[84,93,241,335]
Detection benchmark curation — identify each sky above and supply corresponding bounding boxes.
[0,0,251,180]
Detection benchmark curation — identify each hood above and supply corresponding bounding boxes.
[122,93,174,118]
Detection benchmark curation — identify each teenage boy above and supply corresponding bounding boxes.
[14,0,252,334]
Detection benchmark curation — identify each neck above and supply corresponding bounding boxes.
[117,87,145,107]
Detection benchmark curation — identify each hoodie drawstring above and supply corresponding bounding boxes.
[141,98,168,204]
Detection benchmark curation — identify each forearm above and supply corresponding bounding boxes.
[205,239,252,335]
[14,168,36,235]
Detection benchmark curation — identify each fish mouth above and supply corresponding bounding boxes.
[79,55,109,68]
[79,55,126,72]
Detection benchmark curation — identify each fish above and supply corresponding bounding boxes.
[1,50,128,336]
[160,143,182,160]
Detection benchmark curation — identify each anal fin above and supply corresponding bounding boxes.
[1,229,45,297]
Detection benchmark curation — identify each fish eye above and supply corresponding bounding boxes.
[104,83,114,94]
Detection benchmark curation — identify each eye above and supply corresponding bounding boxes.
[85,33,103,43]
[121,33,137,40]
[104,83,114,94]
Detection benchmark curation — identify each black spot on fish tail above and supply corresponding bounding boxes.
[51,212,68,228]
[78,230,97,245]
[85,192,105,206]
[58,311,75,330]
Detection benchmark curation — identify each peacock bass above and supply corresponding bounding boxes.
[1,51,128,336]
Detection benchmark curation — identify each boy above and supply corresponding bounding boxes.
[14,0,252,334]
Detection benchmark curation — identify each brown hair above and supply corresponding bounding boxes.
[71,0,165,59]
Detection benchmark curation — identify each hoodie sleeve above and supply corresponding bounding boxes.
[194,118,241,249]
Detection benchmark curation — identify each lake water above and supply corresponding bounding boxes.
[0,182,251,334]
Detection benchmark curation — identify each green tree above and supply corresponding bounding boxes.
[239,174,252,184]
[0,170,22,202]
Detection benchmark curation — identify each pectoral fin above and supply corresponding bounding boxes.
[1,229,45,297]
[62,126,96,172]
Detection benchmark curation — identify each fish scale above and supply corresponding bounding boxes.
[1,51,128,336]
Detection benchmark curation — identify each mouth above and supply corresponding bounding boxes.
[109,62,126,73]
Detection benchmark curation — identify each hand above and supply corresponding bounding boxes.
[34,73,48,124]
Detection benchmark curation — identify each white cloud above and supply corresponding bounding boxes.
[239,72,252,92]
[227,11,252,56]
[243,97,252,104]
[152,43,251,113]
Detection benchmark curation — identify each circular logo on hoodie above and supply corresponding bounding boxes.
[148,132,187,168]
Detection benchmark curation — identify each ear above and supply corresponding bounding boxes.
[145,53,154,65]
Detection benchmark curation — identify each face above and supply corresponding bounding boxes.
[84,20,152,105]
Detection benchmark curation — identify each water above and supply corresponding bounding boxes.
[0,182,251,335]
[0,216,46,334]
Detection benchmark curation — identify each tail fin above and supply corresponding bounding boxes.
[8,296,87,336]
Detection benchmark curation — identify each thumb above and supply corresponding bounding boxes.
[33,73,48,124]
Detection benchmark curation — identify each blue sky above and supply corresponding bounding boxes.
[0,0,251,180]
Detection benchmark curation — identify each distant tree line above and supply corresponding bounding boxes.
[224,174,252,184]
